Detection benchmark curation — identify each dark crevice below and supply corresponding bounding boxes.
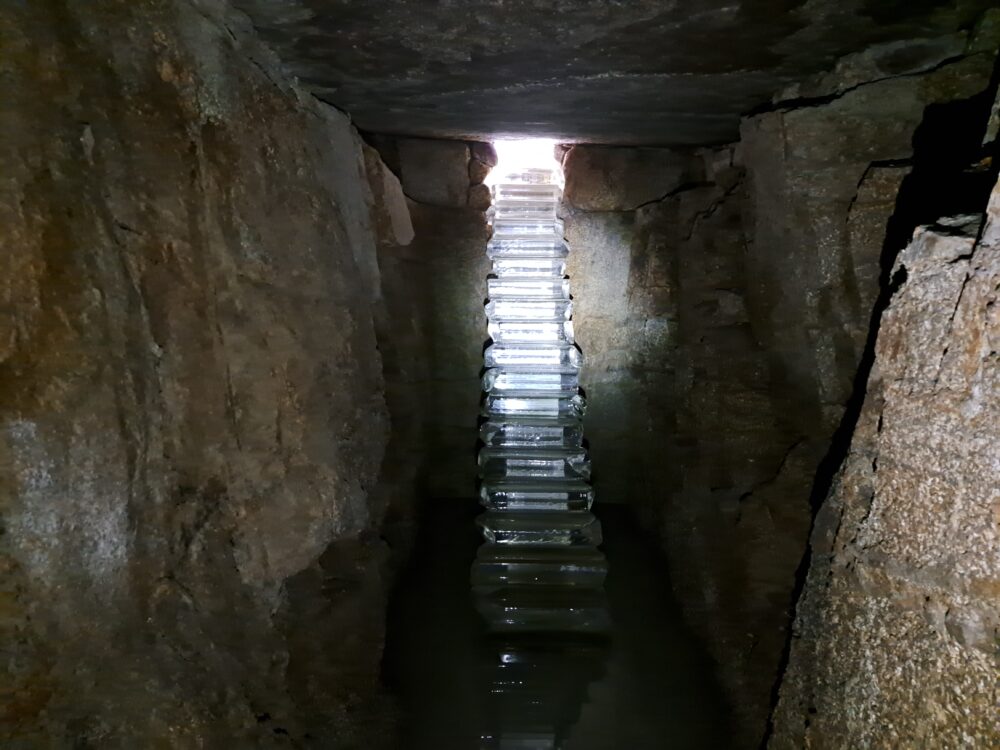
[631,180,712,211]
[844,158,914,217]
[680,178,745,242]
[736,437,806,507]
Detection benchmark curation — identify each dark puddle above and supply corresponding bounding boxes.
[383,501,734,749]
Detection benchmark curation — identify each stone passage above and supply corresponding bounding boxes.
[470,151,611,747]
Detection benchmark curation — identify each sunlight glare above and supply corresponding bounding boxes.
[485,139,562,187]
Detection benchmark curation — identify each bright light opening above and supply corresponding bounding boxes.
[485,138,563,187]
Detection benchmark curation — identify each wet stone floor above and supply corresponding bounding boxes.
[383,500,734,749]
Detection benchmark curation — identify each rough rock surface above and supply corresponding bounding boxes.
[563,146,704,211]
[369,135,492,501]
[770,196,1000,747]
[561,28,999,745]
[0,1,410,746]
[394,138,471,208]
[740,24,1000,421]
[566,145,806,743]
[231,0,997,143]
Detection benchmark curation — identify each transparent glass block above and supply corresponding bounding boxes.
[488,203,558,221]
[492,183,562,202]
[482,369,579,393]
[488,277,570,299]
[480,479,594,511]
[487,319,574,345]
[477,511,602,546]
[484,344,582,368]
[474,586,610,634]
[482,393,586,419]
[490,218,564,237]
[479,418,584,449]
[485,298,572,321]
[478,447,590,480]
[487,239,568,259]
[495,168,560,186]
[471,546,608,588]
[492,257,567,277]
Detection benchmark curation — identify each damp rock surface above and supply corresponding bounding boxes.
[0,0,407,745]
[368,134,493,501]
[559,23,999,745]
[770,191,1000,748]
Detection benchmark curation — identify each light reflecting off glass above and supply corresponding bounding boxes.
[486,299,573,321]
[492,257,567,277]
[482,369,580,393]
[487,319,575,345]
[473,140,609,748]
[488,277,570,299]
[482,394,586,419]
[484,344,582,368]
[479,418,585,449]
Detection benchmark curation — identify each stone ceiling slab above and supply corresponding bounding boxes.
[232,0,996,144]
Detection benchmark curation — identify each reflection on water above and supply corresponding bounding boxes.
[383,501,733,749]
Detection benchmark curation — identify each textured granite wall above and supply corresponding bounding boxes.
[770,189,1000,748]
[368,135,494,502]
[561,16,999,746]
[0,1,411,746]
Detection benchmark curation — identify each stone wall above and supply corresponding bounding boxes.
[0,1,411,746]
[561,17,999,746]
[368,135,494,502]
[770,189,1000,747]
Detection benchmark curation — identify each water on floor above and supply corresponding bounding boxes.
[383,500,734,749]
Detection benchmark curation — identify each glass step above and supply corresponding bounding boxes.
[479,418,584,449]
[492,183,561,202]
[477,511,602,546]
[487,319,574,345]
[490,219,565,238]
[476,598,611,636]
[492,257,567,278]
[487,239,568,259]
[482,369,579,393]
[474,586,610,634]
[488,204,558,221]
[479,479,593,511]
[482,393,586,419]
[486,298,572,321]
[494,169,560,186]
[488,277,570,300]
[484,344,582,368]
[471,546,608,588]
[478,447,590,480]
